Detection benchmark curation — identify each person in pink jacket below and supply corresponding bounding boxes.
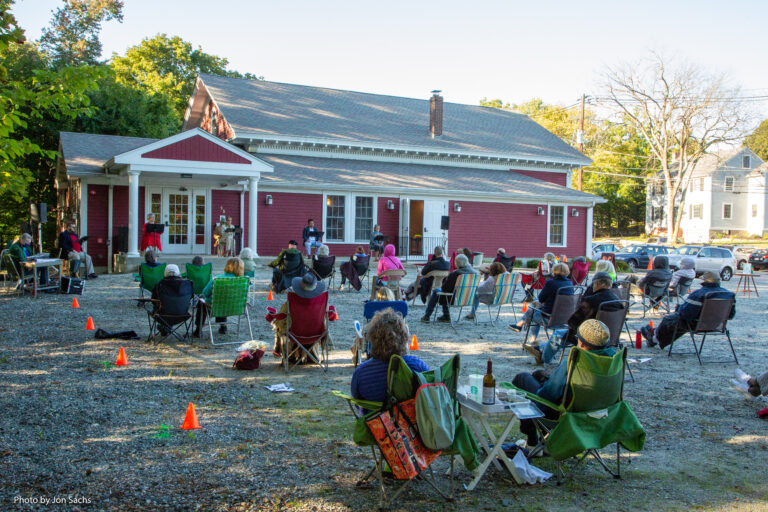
[377,244,403,283]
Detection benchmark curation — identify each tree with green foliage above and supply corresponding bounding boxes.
[39,0,123,66]
[110,34,261,121]
[745,119,768,162]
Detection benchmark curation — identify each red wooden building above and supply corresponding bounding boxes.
[57,75,602,270]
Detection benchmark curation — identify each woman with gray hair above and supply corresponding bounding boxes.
[239,247,257,276]
[421,253,478,323]
[351,308,428,403]
[669,257,695,291]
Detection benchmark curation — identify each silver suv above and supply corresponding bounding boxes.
[667,245,737,281]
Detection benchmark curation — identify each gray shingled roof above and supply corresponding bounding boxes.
[199,74,592,166]
[60,132,158,174]
[258,154,602,203]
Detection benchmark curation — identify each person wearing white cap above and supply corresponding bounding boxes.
[150,263,194,335]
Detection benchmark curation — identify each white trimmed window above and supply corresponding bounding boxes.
[691,204,703,219]
[323,193,377,243]
[724,176,734,192]
[722,203,732,220]
[547,205,566,247]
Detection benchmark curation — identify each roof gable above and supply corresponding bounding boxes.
[141,134,250,164]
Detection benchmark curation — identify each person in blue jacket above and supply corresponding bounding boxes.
[641,271,735,348]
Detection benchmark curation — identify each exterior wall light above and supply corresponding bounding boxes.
[537,207,545,216]
[387,200,395,210]
[453,203,461,212]
[571,208,579,217]
[265,194,273,205]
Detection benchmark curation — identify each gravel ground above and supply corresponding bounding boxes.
[1,264,767,511]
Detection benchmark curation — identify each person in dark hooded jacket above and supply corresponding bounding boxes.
[636,254,673,302]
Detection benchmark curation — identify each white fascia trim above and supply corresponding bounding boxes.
[237,134,592,167]
[260,182,601,206]
[182,78,202,130]
[120,162,267,176]
[112,128,267,171]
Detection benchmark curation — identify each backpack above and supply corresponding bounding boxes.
[233,349,265,370]
[414,368,455,451]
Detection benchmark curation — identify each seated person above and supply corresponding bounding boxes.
[465,262,507,320]
[539,252,556,279]
[339,246,368,291]
[636,255,672,301]
[512,319,614,447]
[311,244,335,279]
[191,255,205,267]
[641,271,735,349]
[449,247,474,271]
[404,246,450,303]
[369,224,384,258]
[370,244,404,297]
[268,240,305,293]
[143,249,160,268]
[595,259,617,282]
[569,256,589,285]
[58,221,97,278]
[374,286,395,301]
[269,272,328,362]
[302,218,322,256]
[9,233,48,285]
[528,272,622,364]
[150,264,194,332]
[196,257,245,336]
[509,263,573,346]
[351,307,428,403]
[421,254,477,323]
[239,247,257,276]
[669,257,695,294]
[493,248,507,262]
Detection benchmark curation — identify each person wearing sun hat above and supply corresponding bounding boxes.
[512,319,616,446]
[641,271,735,349]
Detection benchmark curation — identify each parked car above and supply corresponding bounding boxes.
[718,245,758,270]
[613,244,670,272]
[667,245,736,280]
[591,242,620,260]
[749,249,768,271]
[646,236,668,244]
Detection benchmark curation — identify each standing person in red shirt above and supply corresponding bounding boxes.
[58,221,97,278]
[141,213,162,253]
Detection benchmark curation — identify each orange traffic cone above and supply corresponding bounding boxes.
[181,403,202,430]
[649,321,654,329]
[647,258,653,270]
[85,316,95,330]
[522,302,528,313]
[115,347,129,366]
[267,290,274,301]
[563,255,568,263]
[409,335,419,350]
[72,297,80,308]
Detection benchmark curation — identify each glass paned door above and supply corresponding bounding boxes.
[163,191,191,253]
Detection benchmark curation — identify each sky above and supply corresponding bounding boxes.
[11,0,768,117]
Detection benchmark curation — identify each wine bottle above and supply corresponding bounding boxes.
[482,358,495,405]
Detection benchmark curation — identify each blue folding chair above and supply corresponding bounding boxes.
[352,300,408,367]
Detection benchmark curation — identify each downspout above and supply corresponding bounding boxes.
[107,183,114,274]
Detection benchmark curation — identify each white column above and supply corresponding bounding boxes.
[248,175,259,257]
[585,205,594,258]
[127,170,141,257]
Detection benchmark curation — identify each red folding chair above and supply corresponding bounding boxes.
[280,291,334,372]
[521,261,546,291]
[570,261,590,286]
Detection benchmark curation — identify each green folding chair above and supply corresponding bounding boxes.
[204,276,252,346]
[502,347,645,483]
[184,262,213,295]
[332,354,479,509]
[138,263,167,298]
[433,273,481,327]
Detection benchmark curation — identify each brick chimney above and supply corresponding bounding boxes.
[429,90,443,138]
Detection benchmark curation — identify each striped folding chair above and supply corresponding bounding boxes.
[204,276,253,346]
[434,273,481,328]
[483,272,520,325]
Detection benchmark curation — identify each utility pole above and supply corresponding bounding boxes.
[576,93,585,191]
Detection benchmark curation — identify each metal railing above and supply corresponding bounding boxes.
[396,236,447,262]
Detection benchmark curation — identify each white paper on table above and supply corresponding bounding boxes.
[512,450,552,485]
[264,383,295,393]
[627,358,652,364]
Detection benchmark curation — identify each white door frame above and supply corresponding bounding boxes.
[145,186,210,254]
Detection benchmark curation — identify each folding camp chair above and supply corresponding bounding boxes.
[138,263,167,298]
[311,255,336,289]
[371,269,406,300]
[279,290,333,372]
[140,279,195,344]
[411,269,449,307]
[184,262,213,295]
[202,276,252,346]
[352,300,408,367]
[668,296,737,365]
[433,273,481,327]
[521,261,546,301]
[640,279,671,317]
[498,255,516,272]
[596,300,634,382]
[481,272,519,325]
[275,252,307,293]
[0,249,10,291]
[570,261,590,286]
[3,252,34,296]
[502,347,645,483]
[332,354,478,509]
[523,287,582,348]
[669,276,694,306]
